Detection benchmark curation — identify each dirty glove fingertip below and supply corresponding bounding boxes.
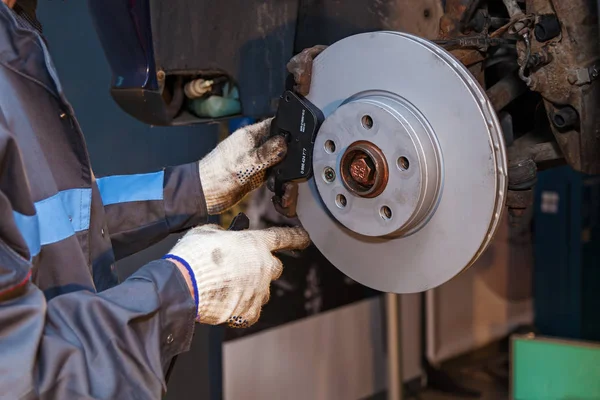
[256,135,287,166]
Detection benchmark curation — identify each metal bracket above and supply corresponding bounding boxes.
[568,64,600,86]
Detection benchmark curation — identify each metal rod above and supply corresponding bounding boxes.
[386,293,403,400]
[486,73,528,111]
[502,0,526,32]
[502,0,523,18]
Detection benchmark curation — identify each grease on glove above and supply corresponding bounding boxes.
[166,224,310,327]
[199,118,286,215]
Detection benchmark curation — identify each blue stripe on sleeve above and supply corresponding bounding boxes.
[96,171,164,206]
[12,188,92,258]
[12,211,41,257]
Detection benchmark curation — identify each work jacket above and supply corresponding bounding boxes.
[0,3,208,398]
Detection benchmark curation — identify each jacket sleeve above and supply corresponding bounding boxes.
[1,252,197,399]
[0,126,197,399]
[95,162,208,260]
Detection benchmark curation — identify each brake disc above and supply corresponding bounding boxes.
[296,31,507,293]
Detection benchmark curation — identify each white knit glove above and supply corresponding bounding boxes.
[164,224,310,327]
[199,119,285,215]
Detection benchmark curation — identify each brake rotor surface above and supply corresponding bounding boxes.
[296,31,507,293]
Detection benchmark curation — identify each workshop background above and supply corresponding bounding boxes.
[36,0,600,399]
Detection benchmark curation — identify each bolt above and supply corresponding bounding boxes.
[349,155,376,187]
[340,141,388,198]
[323,167,336,183]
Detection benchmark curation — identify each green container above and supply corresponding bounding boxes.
[512,334,600,399]
[188,82,241,118]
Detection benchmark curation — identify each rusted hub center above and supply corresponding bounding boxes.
[340,140,388,198]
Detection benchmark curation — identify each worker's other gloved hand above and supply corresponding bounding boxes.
[164,224,310,327]
[199,118,285,215]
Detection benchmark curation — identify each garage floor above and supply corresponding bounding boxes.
[418,370,507,400]
[419,340,509,400]
[370,339,510,400]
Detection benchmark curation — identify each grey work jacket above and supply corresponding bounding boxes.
[0,3,208,398]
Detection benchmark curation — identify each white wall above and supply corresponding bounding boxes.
[426,213,534,364]
[224,294,422,400]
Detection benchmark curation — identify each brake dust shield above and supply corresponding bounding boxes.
[296,32,507,293]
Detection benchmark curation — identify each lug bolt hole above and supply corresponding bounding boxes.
[336,194,347,208]
[380,206,392,220]
[397,156,410,171]
[361,115,373,130]
[324,140,336,154]
[323,167,336,183]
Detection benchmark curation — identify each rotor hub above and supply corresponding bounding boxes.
[313,94,442,237]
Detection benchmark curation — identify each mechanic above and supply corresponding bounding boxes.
[0,1,310,398]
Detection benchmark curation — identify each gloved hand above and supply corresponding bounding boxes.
[164,224,310,327]
[199,118,285,215]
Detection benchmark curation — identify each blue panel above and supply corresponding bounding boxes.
[534,166,600,341]
[581,177,600,340]
[534,166,582,339]
[97,171,164,206]
[13,189,92,257]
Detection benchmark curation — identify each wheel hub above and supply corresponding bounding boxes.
[313,93,443,238]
